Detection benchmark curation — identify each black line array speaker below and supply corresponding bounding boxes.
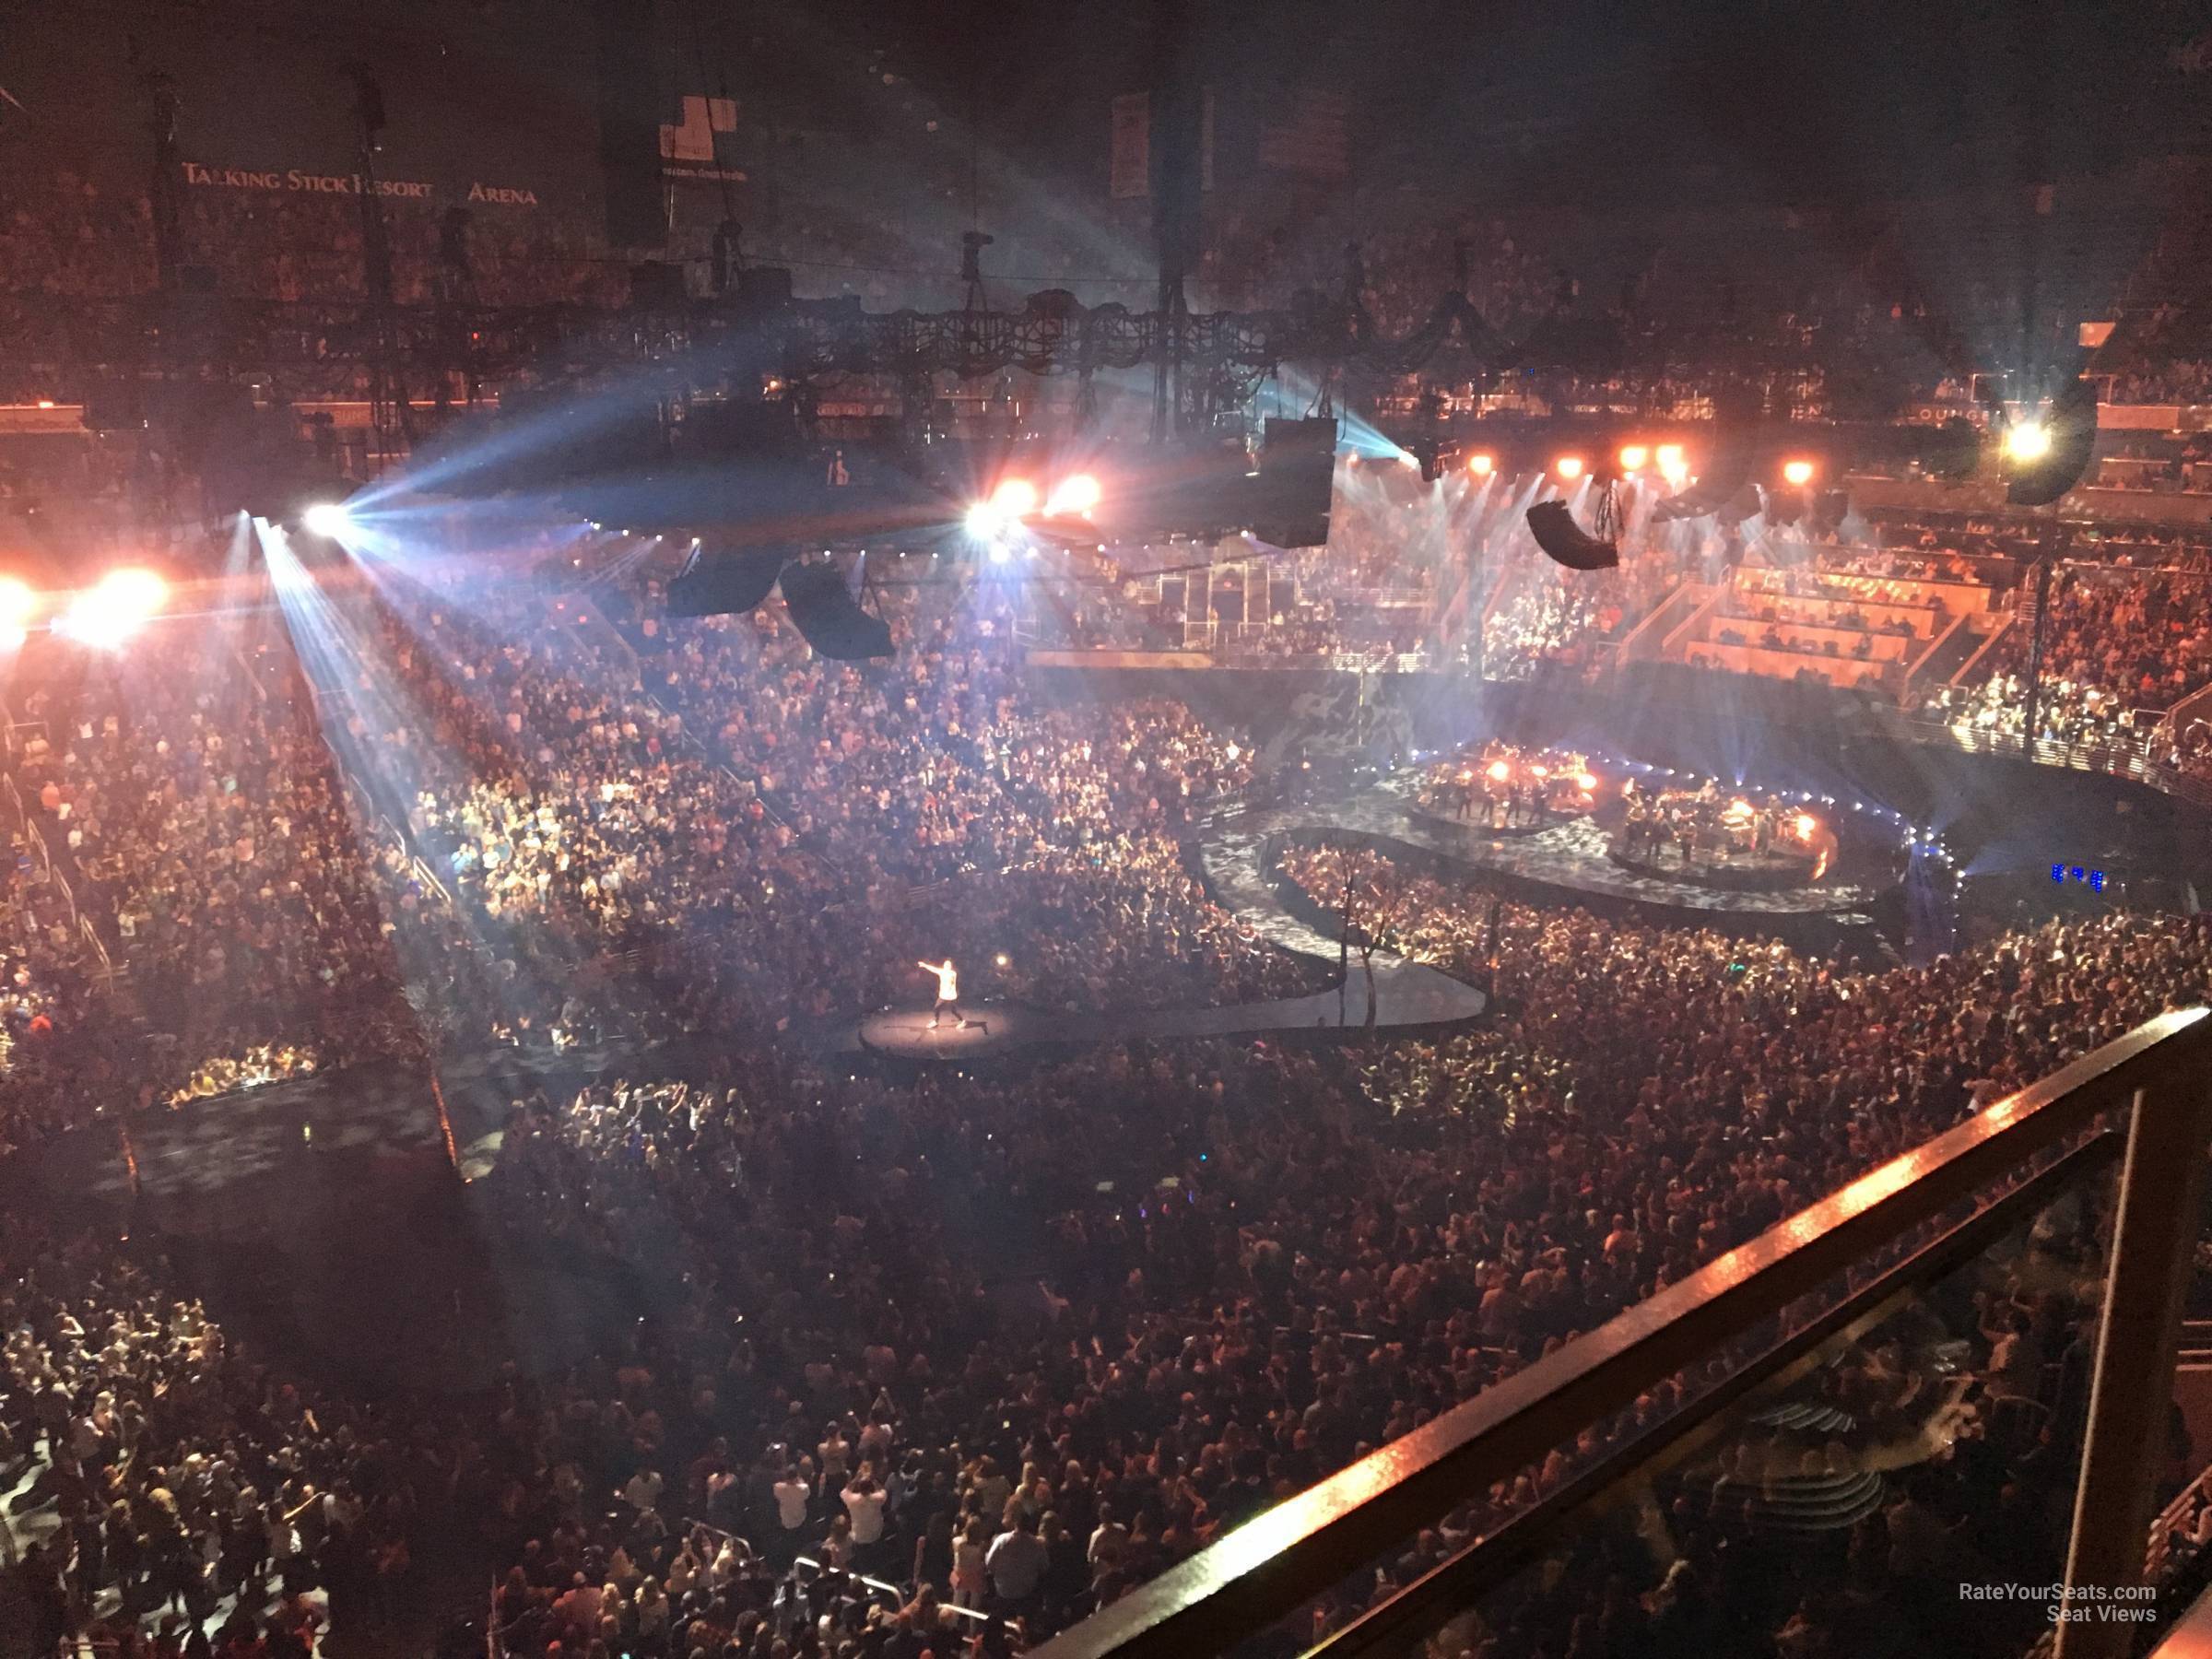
[667,548,787,618]
[1252,418,1338,550]
[595,0,665,248]
[1712,481,1763,529]
[2006,379,2100,507]
[629,261,686,310]
[1653,382,1762,523]
[1525,500,1620,571]
[779,561,894,659]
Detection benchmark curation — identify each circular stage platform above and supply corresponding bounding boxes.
[1605,843,1829,892]
[1365,776,1889,920]
[857,1005,1032,1059]
[1408,803,1577,841]
[840,957,1488,1060]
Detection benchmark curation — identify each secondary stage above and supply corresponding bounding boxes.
[837,956,1487,1061]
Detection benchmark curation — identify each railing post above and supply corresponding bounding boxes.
[2057,1082,2212,1659]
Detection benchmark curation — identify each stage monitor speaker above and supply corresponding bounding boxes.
[780,560,893,659]
[2006,379,2099,507]
[594,0,665,248]
[668,548,787,618]
[1525,500,1619,571]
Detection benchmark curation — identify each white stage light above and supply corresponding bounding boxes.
[302,501,351,536]
[2006,421,2053,462]
[0,577,32,650]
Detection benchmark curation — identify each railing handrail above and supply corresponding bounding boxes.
[1306,1131,2126,1657]
[1031,1007,2212,1659]
[787,1552,994,1628]
[1897,607,1969,705]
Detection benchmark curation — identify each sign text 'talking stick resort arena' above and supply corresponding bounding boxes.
[181,162,542,207]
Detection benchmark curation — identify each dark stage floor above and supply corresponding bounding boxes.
[1,1059,641,1398]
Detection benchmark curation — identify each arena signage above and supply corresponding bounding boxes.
[179,163,541,207]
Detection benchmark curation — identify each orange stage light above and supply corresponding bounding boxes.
[990,477,1040,518]
[1045,474,1101,516]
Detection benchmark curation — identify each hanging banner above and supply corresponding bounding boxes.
[1259,90,1349,179]
[1111,92,1149,199]
[659,94,746,182]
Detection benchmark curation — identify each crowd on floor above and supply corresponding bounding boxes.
[0,507,2207,1657]
[6,808,2206,1656]
[0,544,1318,1155]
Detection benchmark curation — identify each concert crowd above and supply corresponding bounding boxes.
[6,622,2210,1655]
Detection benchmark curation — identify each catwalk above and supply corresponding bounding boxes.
[844,948,1488,1059]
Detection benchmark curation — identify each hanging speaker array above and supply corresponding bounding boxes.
[667,547,787,618]
[778,560,894,660]
[2005,378,2100,508]
[1525,500,1619,571]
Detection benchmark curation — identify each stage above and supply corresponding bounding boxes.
[857,1006,1018,1057]
[1206,773,1892,928]
[1605,842,1833,893]
[840,951,1488,1059]
[1389,784,1883,918]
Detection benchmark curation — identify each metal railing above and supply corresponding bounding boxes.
[1897,607,1969,703]
[1034,1007,2212,1659]
[1889,716,2212,808]
[2020,1457,2212,1659]
[787,1551,1003,1637]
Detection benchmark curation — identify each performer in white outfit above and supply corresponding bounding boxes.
[918,958,967,1029]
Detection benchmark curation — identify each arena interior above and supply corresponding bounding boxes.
[7,4,2212,1658]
